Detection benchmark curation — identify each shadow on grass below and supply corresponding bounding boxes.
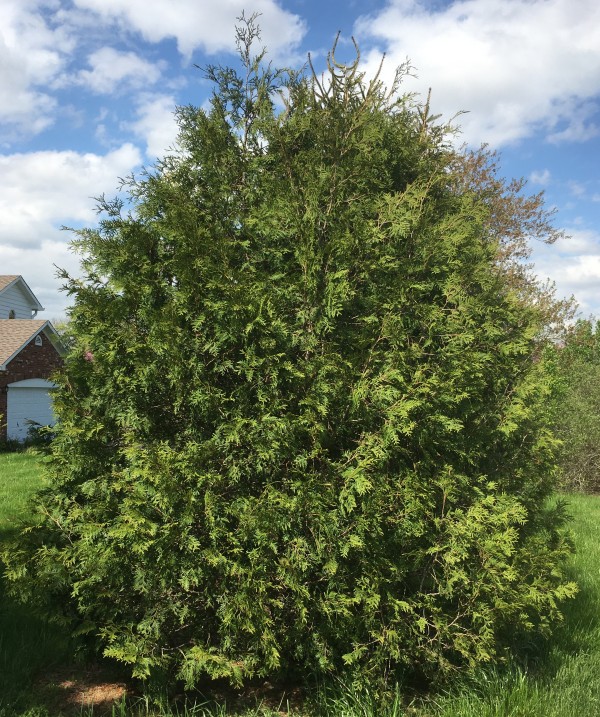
[0,580,132,716]
[0,517,128,714]
[0,580,72,712]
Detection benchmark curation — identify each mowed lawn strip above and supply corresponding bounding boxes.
[0,449,46,535]
[0,450,75,715]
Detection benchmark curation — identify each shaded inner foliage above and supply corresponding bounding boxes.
[3,21,575,691]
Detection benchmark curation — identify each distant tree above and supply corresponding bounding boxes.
[3,20,575,691]
[50,317,75,350]
[549,318,600,492]
[452,146,576,342]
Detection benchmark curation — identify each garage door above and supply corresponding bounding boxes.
[7,378,57,441]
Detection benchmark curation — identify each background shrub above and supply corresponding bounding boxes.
[549,318,600,492]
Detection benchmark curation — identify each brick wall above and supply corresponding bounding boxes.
[0,333,63,440]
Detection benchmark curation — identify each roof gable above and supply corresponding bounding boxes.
[0,275,44,312]
[0,320,64,369]
[0,276,20,292]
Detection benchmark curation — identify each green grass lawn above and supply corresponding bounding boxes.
[1,451,600,716]
[0,450,46,537]
[0,450,80,717]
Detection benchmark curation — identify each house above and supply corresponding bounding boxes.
[0,275,65,441]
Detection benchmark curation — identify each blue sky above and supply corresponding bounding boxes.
[1,0,599,319]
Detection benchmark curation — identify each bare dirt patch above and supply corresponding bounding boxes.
[37,665,128,713]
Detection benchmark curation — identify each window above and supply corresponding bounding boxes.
[8,310,15,319]
[35,335,43,347]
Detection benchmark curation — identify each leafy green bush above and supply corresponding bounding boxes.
[3,23,575,691]
[548,318,600,492]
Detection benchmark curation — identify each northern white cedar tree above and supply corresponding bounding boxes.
[3,20,576,691]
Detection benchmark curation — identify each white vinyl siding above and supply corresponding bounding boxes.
[7,379,57,441]
[0,284,35,319]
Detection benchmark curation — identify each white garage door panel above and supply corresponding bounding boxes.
[7,380,57,441]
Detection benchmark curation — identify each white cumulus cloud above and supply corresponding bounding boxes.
[0,0,75,142]
[127,94,179,159]
[0,143,142,315]
[356,0,600,147]
[72,0,306,59]
[77,47,164,94]
[531,227,600,316]
[0,143,142,250]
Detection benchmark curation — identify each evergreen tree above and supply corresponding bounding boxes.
[4,21,575,690]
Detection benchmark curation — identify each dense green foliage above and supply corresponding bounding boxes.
[548,318,600,492]
[2,461,598,717]
[3,25,575,691]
